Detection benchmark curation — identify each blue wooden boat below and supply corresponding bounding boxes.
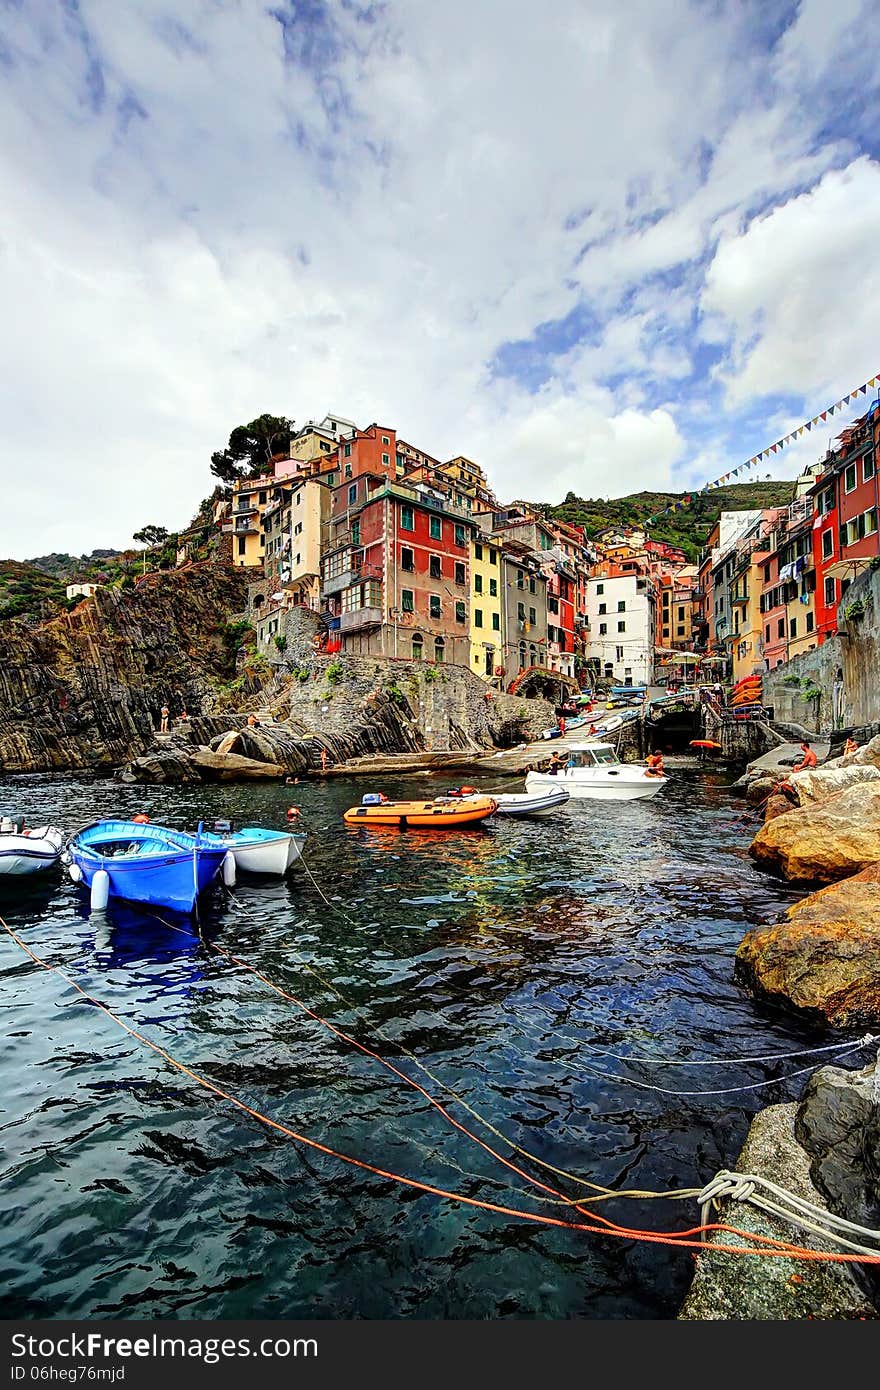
[67,820,227,913]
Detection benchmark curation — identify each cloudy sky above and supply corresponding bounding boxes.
[1,0,878,558]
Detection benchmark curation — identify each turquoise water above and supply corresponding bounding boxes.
[0,768,828,1318]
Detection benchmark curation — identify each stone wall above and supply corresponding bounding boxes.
[763,563,880,735]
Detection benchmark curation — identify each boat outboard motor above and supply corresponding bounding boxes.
[362,793,383,805]
[213,818,233,834]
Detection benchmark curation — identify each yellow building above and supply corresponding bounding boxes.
[230,474,275,567]
[469,534,504,679]
[729,549,766,682]
[288,414,357,464]
[263,477,330,608]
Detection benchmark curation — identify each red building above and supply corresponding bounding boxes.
[322,467,474,663]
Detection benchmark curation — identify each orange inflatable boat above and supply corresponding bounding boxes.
[343,796,497,828]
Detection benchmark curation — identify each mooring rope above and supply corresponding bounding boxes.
[4,913,880,1267]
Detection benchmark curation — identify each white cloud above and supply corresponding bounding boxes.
[702,158,880,404]
[0,0,877,557]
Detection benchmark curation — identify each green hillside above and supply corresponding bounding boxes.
[0,561,68,620]
[537,480,797,562]
[26,549,122,581]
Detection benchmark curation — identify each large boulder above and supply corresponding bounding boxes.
[790,763,880,805]
[118,748,203,784]
[679,1100,876,1319]
[825,733,880,772]
[190,749,286,781]
[749,781,880,882]
[735,864,880,1027]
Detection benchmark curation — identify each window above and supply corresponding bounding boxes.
[617,600,626,612]
[412,635,423,661]
[382,453,390,465]
[474,573,483,593]
[516,570,525,589]
[429,555,442,579]
[430,516,442,540]
[616,646,624,661]
[825,576,836,606]
[489,548,497,564]
[344,463,352,479]
[789,616,797,638]
[475,543,483,560]
[326,474,335,488]
[529,576,536,594]
[599,622,607,635]
[822,528,834,559]
[348,483,357,505]
[454,524,466,547]
[596,583,604,595]
[598,602,606,615]
[617,621,626,632]
[529,607,536,624]
[434,638,445,663]
[676,626,685,637]
[455,561,466,585]
[259,491,267,504]
[677,606,685,621]
[382,436,389,446]
[401,546,414,572]
[237,536,246,556]
[806,611,814,633]
[343,443,352,458]
[351,521,360,547]
[401,504,414,530]
[864,451,876,483]
[777,618,785,637]
[491,612,500,631]
[455,600,466,624]
[474,608,483,628]
[765,625,771,643]
[844,462,857,493]
[865,508,878,536]
[429,595,441,620]
[401,588,414,613]
[489,578,497,597]
[517,602,525,621]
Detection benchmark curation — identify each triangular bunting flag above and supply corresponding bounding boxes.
[870,378,877,388]
[820,411,827,421]
[828,404,836,415]
[859,384,867,394]
[770,444,778,453]
[812,417,819,425]
[805,421,812,431]
[844,395,851,404]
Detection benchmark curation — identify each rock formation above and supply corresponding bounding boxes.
[736,864,880,1027]
[0,565,250,773]
[749,781,880,883]
[680,1050,880,1319]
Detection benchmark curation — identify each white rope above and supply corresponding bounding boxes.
[527,1001,875,1070]
[698,1169,880,1258]
[565,1041,871,1096]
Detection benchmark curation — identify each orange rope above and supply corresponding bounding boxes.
[4,917,879,1267]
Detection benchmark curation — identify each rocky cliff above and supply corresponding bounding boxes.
[0,564,250,773]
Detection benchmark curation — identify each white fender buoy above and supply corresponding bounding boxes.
[68,862,83,884]
[222,851,237,888]
[90,869,110,911]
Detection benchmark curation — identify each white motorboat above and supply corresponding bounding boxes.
[525,744,667,801]
[490,788,570,818]
[0,822,65,876]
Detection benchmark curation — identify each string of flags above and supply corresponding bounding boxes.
[644,370,880,528]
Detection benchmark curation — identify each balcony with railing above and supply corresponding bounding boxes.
[339,607,382,633]
[322,548,363,596]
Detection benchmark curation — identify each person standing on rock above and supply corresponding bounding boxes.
[159,705,169,734]
[793,740,818,773]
